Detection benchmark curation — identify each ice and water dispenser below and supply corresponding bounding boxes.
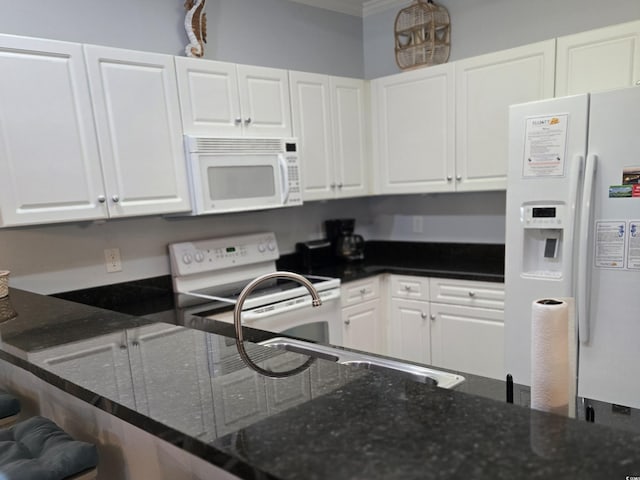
[521,203,567,278]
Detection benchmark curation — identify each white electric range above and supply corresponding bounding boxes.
[168,232,342,345]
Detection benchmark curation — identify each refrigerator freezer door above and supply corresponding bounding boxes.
[578,86,640,409]
[504,94,589,385]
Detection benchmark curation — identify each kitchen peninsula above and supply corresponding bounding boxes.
[1,286,640,480]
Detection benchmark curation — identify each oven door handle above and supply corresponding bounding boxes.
[241,289,341,322]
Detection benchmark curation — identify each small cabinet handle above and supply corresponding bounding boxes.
[421,312,427,320]
[344,319,351,326]
[97,195,106,203]
[234,117,242,125]
[446,176,453,181]
[244,117,252,125]
[430,314,436,321]
[337,183,343,189]
[131,340,139,347]
[330,183,336,189]
[456,175,462,181]
[404,285,412,292]
[359,288,367,295]
[119,344,127,350]
[468,291,476,297]
[636,80,640,86]
[111,195,120,203]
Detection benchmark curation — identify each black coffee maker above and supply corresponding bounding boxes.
[325,219,364,262]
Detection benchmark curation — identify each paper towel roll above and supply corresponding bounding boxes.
[531,298,570,416]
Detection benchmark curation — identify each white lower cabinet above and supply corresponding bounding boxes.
[386,274,505,380]
[430,303,504,380]
[341,276,384,355]
[388,297,431,365]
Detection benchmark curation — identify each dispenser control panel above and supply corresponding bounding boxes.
[523,205,566,229]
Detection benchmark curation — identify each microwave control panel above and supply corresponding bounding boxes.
[169,232,279,278]
[283,151,302,207]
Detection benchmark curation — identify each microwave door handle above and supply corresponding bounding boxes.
[278,154,290,203]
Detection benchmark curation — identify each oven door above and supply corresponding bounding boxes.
[211,289,342,346]
[190,152,287,214]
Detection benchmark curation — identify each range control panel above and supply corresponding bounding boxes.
[169,232,279,277]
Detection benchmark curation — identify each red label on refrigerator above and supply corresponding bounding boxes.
[633,185,640,197]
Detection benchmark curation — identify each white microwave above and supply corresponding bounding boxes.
[184,136,302,215]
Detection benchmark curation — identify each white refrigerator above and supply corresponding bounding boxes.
[505,86,640,410]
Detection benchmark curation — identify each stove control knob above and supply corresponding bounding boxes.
[258,243,266,253]
[182,253,193,264]
[194,251,205,263]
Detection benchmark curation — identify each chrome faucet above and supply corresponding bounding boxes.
[233,271,323,377]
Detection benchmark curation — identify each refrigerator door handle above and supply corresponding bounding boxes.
[577,154,598,344]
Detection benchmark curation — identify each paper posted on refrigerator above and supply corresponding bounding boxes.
[594,221,626,269]
[628,221,640,269]
[523,114,568,178]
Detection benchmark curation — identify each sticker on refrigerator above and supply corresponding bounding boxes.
[622,167,640,185]
[608,185,632,198]
[523,114,568,178]
[628,221,640,270]
[594,221,626,269]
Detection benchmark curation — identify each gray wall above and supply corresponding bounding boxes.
[0,0,364,77]
[364,0,640,79]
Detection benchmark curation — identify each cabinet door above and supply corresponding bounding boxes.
[455,40,555,191]
[0,35,106,226]
[342,298,383,355]
[388,298,431,365]
[430,303,504,380]
[556,20,640,96]
[175,57,243,137]
[289,71,334,200]
[373,63,455,194]
[331,76,369,198]
[29,332,135,409]
[236,64,292,137]
[127,324,215,440]
[84,45,191,217]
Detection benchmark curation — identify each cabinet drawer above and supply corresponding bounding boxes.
[341,276,381,307]
[429,278,504,310]
[389,275,430,301]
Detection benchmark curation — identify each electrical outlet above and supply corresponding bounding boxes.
[104,248,122,273]
[412,216,424,233]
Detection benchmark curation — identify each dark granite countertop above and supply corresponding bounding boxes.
[2,288,640,479]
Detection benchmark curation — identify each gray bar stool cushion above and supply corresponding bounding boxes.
[0,390,20,419]
[0,416,98,480]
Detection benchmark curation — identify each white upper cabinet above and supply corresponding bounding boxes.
[0,35,106,226]
[290,72,368,201]
[556,20,640,97]
[372,63,455,195]
[330,76,369,199]
[84,45,191,217]
[176,57,292,138]
[290,72,334,199]
[455,40,556,191]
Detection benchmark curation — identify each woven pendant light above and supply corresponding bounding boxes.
[394,0,451,70]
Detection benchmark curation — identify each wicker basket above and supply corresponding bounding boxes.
[0,296,17,323]
[394,0,450,70]
[0,271,8,299]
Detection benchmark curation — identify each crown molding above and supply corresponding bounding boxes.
[287,0,365,17]
[363,0,405,17]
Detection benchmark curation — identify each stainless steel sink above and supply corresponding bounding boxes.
[258,337,465,389]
